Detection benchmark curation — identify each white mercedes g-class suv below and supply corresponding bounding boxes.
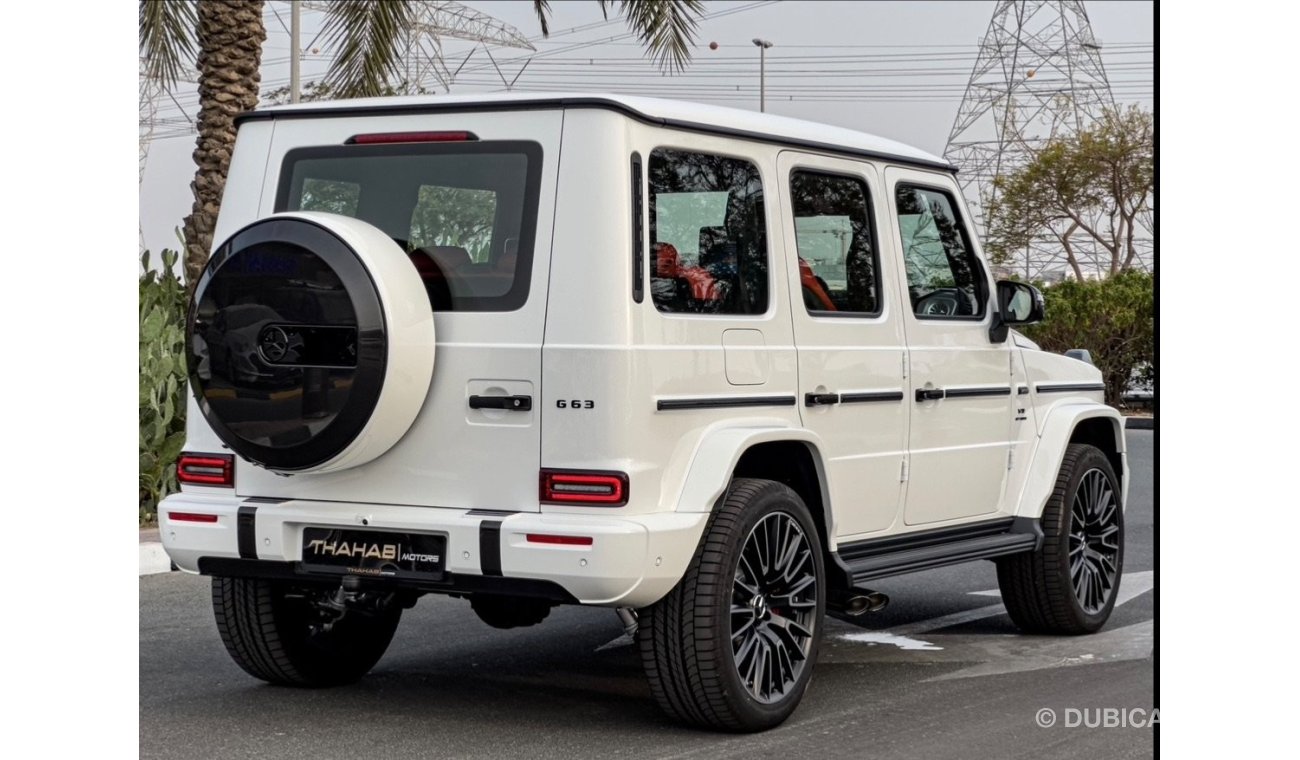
[162,93,1126,732]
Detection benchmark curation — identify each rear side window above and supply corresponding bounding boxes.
[789,170,880,315]
[649,149,768,315]
[277,141,542,312]
[894,185,986,319]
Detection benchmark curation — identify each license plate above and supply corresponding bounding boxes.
[300,527,446,580]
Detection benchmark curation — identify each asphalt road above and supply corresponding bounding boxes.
[140,430,1154,759]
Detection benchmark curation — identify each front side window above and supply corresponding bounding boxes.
[790,170,880,315]
[649,149,768,315]
[277,141,542,312]
[894,185,986,319]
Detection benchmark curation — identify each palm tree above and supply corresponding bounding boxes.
[141,0,704,284]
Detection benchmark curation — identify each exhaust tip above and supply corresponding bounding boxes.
[830,590,890,617]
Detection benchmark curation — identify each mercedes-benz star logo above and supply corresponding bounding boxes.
[258,325,291,363]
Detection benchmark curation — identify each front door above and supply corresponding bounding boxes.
[883,167,1013,526]
[777,152,908,538]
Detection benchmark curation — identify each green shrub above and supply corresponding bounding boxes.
[140,250,188,524]
[1022,270,1154,408]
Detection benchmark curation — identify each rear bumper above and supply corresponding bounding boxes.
[158,493,707,608]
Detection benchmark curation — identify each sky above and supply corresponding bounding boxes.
[139,0,1155,256]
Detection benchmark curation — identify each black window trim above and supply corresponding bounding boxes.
[646,145,773,320]
[274,139,544,313]
[893,180,990,323]
[788,166,885,321]
[631,151,644,304]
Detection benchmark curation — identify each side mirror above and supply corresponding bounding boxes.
[1064,348,1095,365]
[988,280,1045,343]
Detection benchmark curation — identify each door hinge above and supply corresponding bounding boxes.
[902,353,909,380]
[900,459,909,482]
[1006,448,1015,471]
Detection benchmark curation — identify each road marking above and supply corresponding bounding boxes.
[843,570,1154,645]
[925,619,1153,682]
[140,542,174,576]
[968,569,1155,600]
[839,631,942,650]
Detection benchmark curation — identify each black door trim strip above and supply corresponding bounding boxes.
[1035,383,1106,394]
[839,390,906,404]
[237,505,258,559]
[944,386,1012,398]
[657,395,798,411]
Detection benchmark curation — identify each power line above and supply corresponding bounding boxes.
[147,1,1152,145]
[944,0,1153,281]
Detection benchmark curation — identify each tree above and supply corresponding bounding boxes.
[534,1,703,72]
[1021,270,1154,408]
[140,0,705,284]
[985,106,1154,280]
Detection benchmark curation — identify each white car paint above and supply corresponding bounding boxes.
[161,93,1121,609]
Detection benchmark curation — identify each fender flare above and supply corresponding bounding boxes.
[1014,402,1127,518]
[672,423,833,527]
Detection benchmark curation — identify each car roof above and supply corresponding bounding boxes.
[241,92,953,171]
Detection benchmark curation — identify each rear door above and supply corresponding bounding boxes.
[776,151,907,538]
[883,167,1013,526]
[229,110,563,511]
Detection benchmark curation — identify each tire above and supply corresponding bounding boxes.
[637,478,825,732]
[212,577,402,687]
[997,443,1124,634]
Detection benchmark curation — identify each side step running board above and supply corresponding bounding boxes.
[831,517,1042,586]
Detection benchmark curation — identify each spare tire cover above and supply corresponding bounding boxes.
[189,212,434,473]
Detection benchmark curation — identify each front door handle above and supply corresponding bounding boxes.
[915,388,945,402]
[469,394,533,411]
[804,392,841,407]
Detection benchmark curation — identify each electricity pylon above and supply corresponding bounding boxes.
[300,0,534,94]
[944,0,1148,280]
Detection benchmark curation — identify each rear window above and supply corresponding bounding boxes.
[276,141,542,312]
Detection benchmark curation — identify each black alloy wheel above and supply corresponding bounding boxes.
[1069,468,1121,614]
[730,511,819,703]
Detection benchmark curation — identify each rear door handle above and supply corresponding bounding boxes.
[804,392,841,407]
[469,395,532,411]
[915,388,945,402]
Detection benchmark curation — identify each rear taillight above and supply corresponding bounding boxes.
[177,453,234,487]
[540,469,628,506]
[347,131,478,145]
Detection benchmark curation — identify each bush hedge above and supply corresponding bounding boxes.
[139,250,188,524]
[1021,270,1154,409]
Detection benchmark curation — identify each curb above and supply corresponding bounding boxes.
[1125,417,1154,430]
